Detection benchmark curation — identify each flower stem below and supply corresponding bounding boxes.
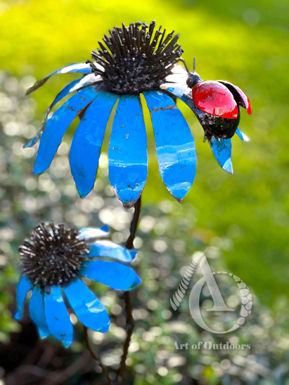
[83,326,113,385]
[125,197,142,250]
[117,197,142,384]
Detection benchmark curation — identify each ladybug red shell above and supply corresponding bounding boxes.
[193,81,239,119]
[186,67,251,140]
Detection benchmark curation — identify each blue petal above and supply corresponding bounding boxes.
[100,225,109,233]
[33,87,97,175]
[108,95,147,207]
[70,92,118,197]
[26,63,92,95]
[64,278,109,333]
[210,137,233,174]
[25,75,99,149]
[78,226,109,240]
[29,286,50,338]
[143,91,196,201]
[236,128,250,142]
[88,240,137,262]
[166,85,189,100]
[165,86,198,116]
[24,133,44,149]
[80,260,141,290]
[44,286,73,348]
[14,275,32,320]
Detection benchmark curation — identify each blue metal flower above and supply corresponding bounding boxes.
[25,22,197,207]
[15,223,141,347]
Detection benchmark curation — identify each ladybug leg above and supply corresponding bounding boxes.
[206,135,221,143]
[85,59,98,73]
[175,58,190,74]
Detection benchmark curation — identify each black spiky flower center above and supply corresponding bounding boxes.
[89,21,184,95]
[19,224,89,290]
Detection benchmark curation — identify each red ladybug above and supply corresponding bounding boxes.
[184,59,251,140]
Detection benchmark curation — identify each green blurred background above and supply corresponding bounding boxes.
[0,0,289,384]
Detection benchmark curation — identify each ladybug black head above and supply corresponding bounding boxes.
[187,72,201,88]
[180,58,202,88]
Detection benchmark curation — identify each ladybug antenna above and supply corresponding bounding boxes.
[177,58,190,74]
[186,57,201,88]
